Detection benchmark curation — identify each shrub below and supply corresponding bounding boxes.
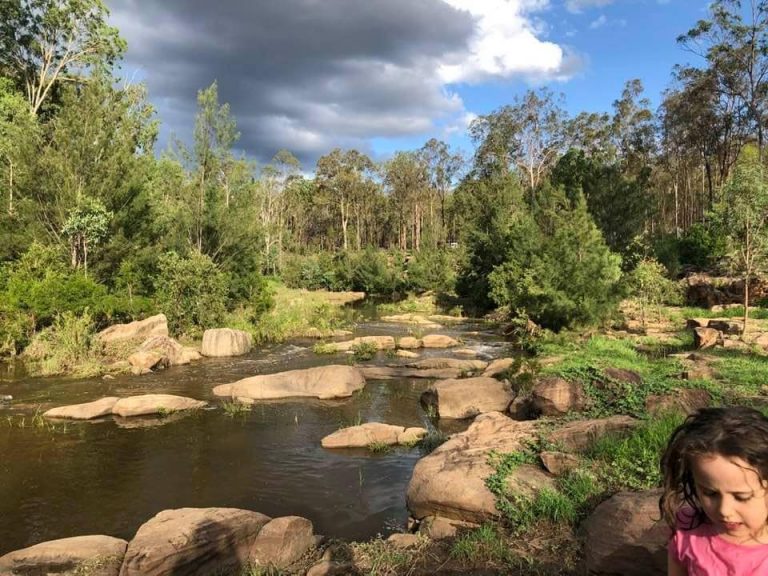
[154,251,228,336]
[406,249,456,293]
[23,311,102,376]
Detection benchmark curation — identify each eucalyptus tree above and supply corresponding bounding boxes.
[315,148,376,251]
[713,145,768,334]
[259,149,300,273]
[383,151,430,251]
[469,88,571,202]
[678,0,768,158]
[0,0,125,115]
[419,138,463,246]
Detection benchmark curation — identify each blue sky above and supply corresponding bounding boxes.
[108,0,714,169]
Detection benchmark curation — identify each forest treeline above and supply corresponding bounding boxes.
[1,0,768,357]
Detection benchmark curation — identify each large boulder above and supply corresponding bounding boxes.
[44,397,119,420]
[547,416,640,452]
[0,535,127,576]
[421,377,515,419]
[530,376,586,416]
[397,337,422,350]
[127,350,167,375]
[645,388,711,416]
[201,328,253,357]
[248,516,316,569]
[482,358,516,378]
[119,508,270,576]
[97,314,168,344]
[321,423,405,448]
[693,327,721,349]
[213,365,365,401]
[407,412,540,523]
[581,491,667,575]
[112,394,207,418]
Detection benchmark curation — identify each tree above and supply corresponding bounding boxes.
[0,0,125,115]
[713,145,768,334]
[315,148,376,251]
[383,151,429,251]
[61,196,111,274]
[679,0,768,158]
[419,138,463,245]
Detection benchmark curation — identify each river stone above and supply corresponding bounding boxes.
[395,350,420,359]
[482,358,516,378]
[407,412,540,523]
[397,337,422,349]
[359,366,461,380]
[421,377,515,419]
[44,397,119,420]
[581,490,667,575]
[405,358,487,371]
[420,334,460,348]
[213,365,366,401]
[112,394,207,418]
[127,350,167,375]
[332,336,396,352]
[0,535,127,576]
[248,516,315,569]
[120,508,270,576]
[530,376,587,416]
[380,314,440,326]
[321,422,405,448]
[398,427,428,445]
[453,348,478,357]
[201,328,253,357]
[97,314,168,344]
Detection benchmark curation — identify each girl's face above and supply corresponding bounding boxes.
[692,453,768,544]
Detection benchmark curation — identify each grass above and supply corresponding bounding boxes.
[450,523,516,565]
[312,342,339,355]
[23,312,104,377]
[377,293,438,315]
[222,399,252,417]
[351,341,378,362]
[417,429,448,455]
[367,440,393,453]
[706,348,768,398]
[353,535,426,576]
[225,283,359,345]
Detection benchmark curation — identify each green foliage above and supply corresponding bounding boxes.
[367,441,393,453]
[405,249,456,293]
[349,248,405,296]
[625,258,682,326]
[221,400,252,418]
[417,429,448,455]
[450,523,516,565]
[588,412,684,490]
[61,196,113,271]
[23,311,102,376]
[154,251,228,336]
[351,341,378,361]
[312,342,339,355]
[488,193,623,331]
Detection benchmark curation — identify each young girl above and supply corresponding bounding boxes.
[660,406,768,575]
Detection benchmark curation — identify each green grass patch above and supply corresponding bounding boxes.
[707,348,768,398]
[450,523,517,565]
[351,341,378,361]
[312,342,339,355]
[23,311,104,377]
[221,400,252,417]
[376,293,438,315]
[367,440,393,453]
[587,411,684,490]
[668,305,768,321]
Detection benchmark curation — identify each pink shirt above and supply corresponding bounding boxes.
[670,510,768,575]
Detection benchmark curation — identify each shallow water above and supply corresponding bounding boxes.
[0,321,507,555]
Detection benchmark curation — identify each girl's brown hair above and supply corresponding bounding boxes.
[659,406,768,529]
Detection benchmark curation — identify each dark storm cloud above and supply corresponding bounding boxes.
[108,0,475,166]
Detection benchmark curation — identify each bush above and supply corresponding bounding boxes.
[349,248,406,296]
[154,251,228,336]
[406,249,456,293]
[24,311,102,376]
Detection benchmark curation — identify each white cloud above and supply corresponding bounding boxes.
[589,15,608,28]
[566,0,614,13]
[437,0,569,84]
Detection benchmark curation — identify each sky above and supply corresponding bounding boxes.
[106,0,713,170]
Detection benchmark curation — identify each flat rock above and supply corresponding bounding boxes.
[44,397,119,420]
[482,358,516,378]
[112,394,207,418]
[97,314,168,344]
[407,412,540,523]
[420,334,460,348]
[120,508,271,576]
[359,366,461,380]
[453,348,478,357]
[213,365,365,400]
[321,422,405,448]
[395,350,420,359]
[421,377,514,419]
[0,535,127,576]
[331,336,396,352]
[380,314,440,326]
[398,427,428,444]
[201,328,253,357]
[405,358,487,371]
[397,337,422,349]
[548,416,639,452]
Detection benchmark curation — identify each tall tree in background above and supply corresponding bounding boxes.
[679,0,768,158]
[384,151,429,251]
[713,145,768,334]
[0,0,125,115]
[315,148,375,251]
[420,138,462,246]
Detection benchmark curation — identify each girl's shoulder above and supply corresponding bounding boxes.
[675,506,704,531]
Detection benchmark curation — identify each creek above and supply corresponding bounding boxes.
[0,318,506,555]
